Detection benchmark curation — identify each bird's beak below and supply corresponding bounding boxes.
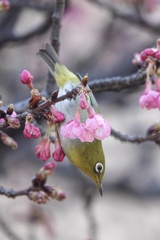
[98,182,103,196]
[95,175,103,196]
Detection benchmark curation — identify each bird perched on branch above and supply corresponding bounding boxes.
[37,44,111,195]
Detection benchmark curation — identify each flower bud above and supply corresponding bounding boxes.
[48,186,66,201]
[29,89,42,109]
[35,162,56,182]
[35,136,51,161]
[7,116,20,128]
[1,132,18,149]
[52,138,65,162]
[50,105,65,122]
[20,70,34,89]
[79,92,89,109]
[23,122,41,139]
[28,191,49,204]
[6,104,14,115]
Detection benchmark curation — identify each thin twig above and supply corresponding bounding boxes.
[50,0,65,54]
[111,128,160,144]
[0,186,31,198]
[45,0,66,97]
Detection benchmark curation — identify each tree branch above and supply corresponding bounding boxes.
[89,69,146,93]
[111,128,160,144]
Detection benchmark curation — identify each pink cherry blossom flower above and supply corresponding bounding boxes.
[140,48,157,61]
[79,92,89,109]
[35,136,51,161]
[20,70,34,89]
[85,113,111,140]
[60,119,85,139]
[52,139,65,162]
[79,127,95,142]
[50,105,65,122]
[23,122,41,138]
[60,110,85,139]
[7,117,20,128]
[139,80,160,110]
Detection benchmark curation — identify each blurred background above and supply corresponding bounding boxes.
[1,0,160,239]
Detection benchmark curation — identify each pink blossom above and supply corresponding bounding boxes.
[140,48,157,61]
[23,122,41,138]
[79,92,89,109]
[155,50,160,59]
[139,80,160,109]
[20,70,34,89]
[52,139,65,162]
[50,105,65,122]
[7,117,20,128]
[60,119,85,139]
[85,114,111,140]
[35,136,51,161]
[79,127,95,142]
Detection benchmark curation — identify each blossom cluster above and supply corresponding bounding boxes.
[139,79,160,110]
[135,39,160,111]
[1,69,111,163]
[60,102,111,142]
[29,162,66,204]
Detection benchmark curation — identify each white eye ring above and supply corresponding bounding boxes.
[95,163,103,173]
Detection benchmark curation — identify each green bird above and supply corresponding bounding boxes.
[37,44,106,195]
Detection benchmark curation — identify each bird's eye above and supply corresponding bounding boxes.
[95,163,103,173]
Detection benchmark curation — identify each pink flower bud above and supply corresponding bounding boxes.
[85,106,111,140]
[60,119,85,139]
[139,80,160,110]
[155,50,160,59]
[52,139,65,162]
[50,105,65,122]
[20,70,34,89]
[140,48,157,61]
[28,191,49,204]
[23,122,41,138]
[35,136,51,161]
[144,48,157,56]
[35,162,56,181]
[49,186,66,201]
[6,104,14,115]
[79,92,89,109]
[1,132,18,149]
[7,116,20,128]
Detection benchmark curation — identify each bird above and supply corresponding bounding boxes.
[37,44,106,195]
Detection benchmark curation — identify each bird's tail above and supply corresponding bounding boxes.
[37,43,61,77]
[37,44,79,88]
